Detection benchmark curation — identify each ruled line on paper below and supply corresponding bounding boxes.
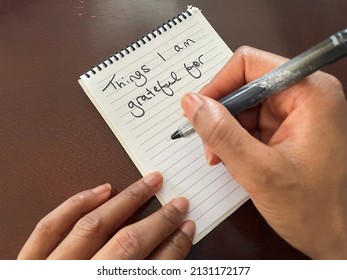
[178,166,219,197]
[164,153,205,182]
[145,132,190,158]
[169,160,206,190]
[150,138,181,161]
[135,107,182,141]
[143,128,181,154]
[194,184,242,223]
[177,165,222,196]
[188,178,236,214]
[161,143,203,173]
[151,134,199,162]
[165,152,205,181]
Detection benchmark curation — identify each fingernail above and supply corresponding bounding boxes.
[143,172,163,188]
[91,183,111,194]
[180,220,196,238]
[171,197,189,214]
[204,145,213,165]
[181,93,204,120]
[206,155,213,165]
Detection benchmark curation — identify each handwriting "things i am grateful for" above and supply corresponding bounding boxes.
[102,38,206,118]
[128,53,204,118]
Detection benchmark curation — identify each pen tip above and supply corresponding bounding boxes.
[170,130,181,140]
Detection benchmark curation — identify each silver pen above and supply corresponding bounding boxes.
[171,29,347,140]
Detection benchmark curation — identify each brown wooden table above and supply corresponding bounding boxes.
[1,0,346,259]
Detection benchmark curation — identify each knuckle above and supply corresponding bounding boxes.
[234,45,253,58]
[115,227,143,259]
[252,154,291,188]
[324,73,342,88]
[157,206,182,230]
[34,217,55,238]
[202,114,231,149]
[310,71,342,90]
[256,163,278,185]
[73,212,105,239]
[67,192,88,209]
[326,75,344,98]
[234,45,287,71]
[306,72,345,106]
[122,185,143,203]
[165,232,192,259]
[193,97,238,153]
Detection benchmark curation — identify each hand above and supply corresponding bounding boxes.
[181,46,347,259]
[17,172,195,259]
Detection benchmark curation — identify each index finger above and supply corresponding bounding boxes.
[92,197,190,259]
[48,172,163,259]
[17,183,112,259]
[199,46,287,100]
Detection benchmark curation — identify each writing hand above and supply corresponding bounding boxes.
[181,46,347,259]
[18,172,195,259]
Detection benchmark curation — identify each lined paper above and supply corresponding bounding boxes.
[79,6,249,244]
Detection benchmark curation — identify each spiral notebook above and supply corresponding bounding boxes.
[78,6,249,244]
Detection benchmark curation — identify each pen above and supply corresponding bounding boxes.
[171,28,347,140]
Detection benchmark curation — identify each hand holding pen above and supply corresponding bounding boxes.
[172,29,347,139]
[179,42,347,259]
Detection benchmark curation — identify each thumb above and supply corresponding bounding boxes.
[181,93,273,188]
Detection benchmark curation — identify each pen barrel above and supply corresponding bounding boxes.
[282,29,347,78]
[220,29,347,116]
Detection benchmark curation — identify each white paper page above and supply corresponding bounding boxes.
[79,7,249,244]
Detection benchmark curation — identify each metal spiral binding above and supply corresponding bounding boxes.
[83,8,193,78]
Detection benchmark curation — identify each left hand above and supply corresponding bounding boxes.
[17,172,195,259]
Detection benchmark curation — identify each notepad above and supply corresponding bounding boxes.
[79,6,249,244]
